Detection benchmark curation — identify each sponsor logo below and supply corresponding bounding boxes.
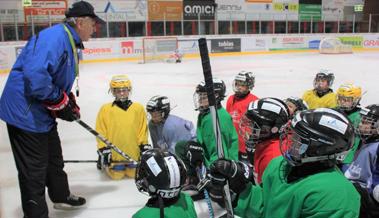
[283,37,304,44]
[83,47,112,55]
[338,36,363,48]
[211,38,241,53]
[121,41,134,54]
[217,4,242,11]
[308,40,320,49]
[183,0,215,20]
[363,40,379,47]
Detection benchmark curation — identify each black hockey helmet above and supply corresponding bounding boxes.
[194,78,226,111]
[280,108,354,166]
[285,97,308,117]
[146,95,171,119]
[313,70,335,93]
[135,148,187,199]
[233,71,255,97]
[358,104,379,141]
[239,97,290,147]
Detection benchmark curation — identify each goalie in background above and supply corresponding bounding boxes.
[166,49,184,63]
[133,148,197,218]
[96,74,149,180]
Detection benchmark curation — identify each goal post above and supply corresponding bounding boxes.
[319,37,353,54]
[141,37,179,63]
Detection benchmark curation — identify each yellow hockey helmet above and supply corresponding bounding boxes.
[109,74,132,90]
[337,83,362,111]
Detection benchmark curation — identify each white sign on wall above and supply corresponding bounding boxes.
[85,0,147,22]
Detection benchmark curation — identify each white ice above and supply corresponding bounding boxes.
[1,51,379,218]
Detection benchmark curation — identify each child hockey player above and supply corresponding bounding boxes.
[96,74,148,179]
[345,104,379,218]
[192,78,239,167]
[302,70,337,109]
[146,95,196,154]
[336,83,362,171]
[133,148,197,218]
[209,108,360,218]
[239,97,290,184]
[226,71,259,162]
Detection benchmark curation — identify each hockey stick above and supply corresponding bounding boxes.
[75,119,138,165]
[198,38,234,218]
[63,160,137,168]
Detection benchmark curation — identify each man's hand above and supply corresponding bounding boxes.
[44,91,80,121]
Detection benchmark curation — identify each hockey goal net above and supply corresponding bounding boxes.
[319,37,353,54]
[141,37,178,63]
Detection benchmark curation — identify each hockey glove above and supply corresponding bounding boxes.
[97,147,112,170]
[209,159,252,195]
[139,144,152,154]
[186,141,204,167]
[44,92,80,122]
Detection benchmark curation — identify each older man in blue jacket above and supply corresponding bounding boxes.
[0,1,103,217]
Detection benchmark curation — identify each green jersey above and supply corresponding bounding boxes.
[343,110,361,164]
[196,108,239,167]
[132,193,197,218]
[236,156,360,218]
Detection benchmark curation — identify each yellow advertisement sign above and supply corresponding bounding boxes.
[148,0,183,21]
[273,3,298,12]
[23,0,32,7]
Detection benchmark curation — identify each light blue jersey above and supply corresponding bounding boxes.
[345,140,379,193]
[149,114,196,154]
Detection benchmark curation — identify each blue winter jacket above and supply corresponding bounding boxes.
[0,23,81,133]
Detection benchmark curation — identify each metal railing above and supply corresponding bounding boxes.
[0,11,378,42]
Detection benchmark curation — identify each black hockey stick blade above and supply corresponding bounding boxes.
[198,38,234,218]
[64,160,137,168]
[75,119,138,165]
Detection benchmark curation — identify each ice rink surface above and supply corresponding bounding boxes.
[1,51,379,218]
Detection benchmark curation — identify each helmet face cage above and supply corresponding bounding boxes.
[337,95,359,111]
[280,109,354,166]
[285,97,308,117]
[194,79,226,111]
[135,149,187,199]
[110,75,132,102]
[313,71,334,92]
[233,71,255,95]
[280,126,310,166]
[193,92,209,111]
[146,96,170,122]
[358,105,379,140]
[358,115,379,139]
[336,84,362,111]
[239,114,271,147]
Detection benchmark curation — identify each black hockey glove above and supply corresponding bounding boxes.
[44,91,80,122]
[209,159,252,195]
[139,144,152,154]
[97,147,112,170]
[185,141,204,167]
